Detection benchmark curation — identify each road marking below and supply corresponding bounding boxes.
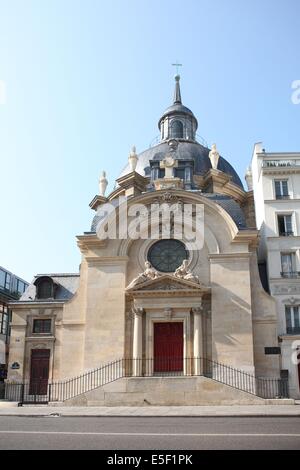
[0,431,300,437]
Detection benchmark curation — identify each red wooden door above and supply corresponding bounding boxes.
[154,322,183,372]
[29,349,50,395]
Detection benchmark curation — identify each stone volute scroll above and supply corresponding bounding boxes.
[126,261,160,289]
[174,259,200,284]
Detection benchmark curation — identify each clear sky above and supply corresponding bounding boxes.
[0,0,299,282]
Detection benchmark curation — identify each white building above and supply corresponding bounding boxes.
[250,143,300,398]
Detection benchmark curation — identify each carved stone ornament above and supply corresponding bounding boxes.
[154,192,179,204]
[192,304,203,315]
[131,303,144,319]
[164,308,173,319]
[209,144,220,170]
[274,285,300,295]
[174,259,200,284]
[127,262,159,289]
[281,296,300,305]
[168,139,179,152]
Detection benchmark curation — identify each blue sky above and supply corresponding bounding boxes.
[0,0,299,281]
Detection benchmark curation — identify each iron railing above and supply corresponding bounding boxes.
[281,271,300,279]
[279,231,294,237]
[3,357,289,405]
[286,326,300,335]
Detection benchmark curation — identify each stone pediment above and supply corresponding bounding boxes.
[126,274,210,297]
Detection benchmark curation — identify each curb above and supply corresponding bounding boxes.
[1,413,300,418]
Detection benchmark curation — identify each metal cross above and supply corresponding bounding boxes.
[172,62,182,75]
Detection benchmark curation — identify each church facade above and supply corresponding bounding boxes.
[7,77,288,404]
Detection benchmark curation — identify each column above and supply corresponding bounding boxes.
[192,305,203,375]
[132,307,143,377]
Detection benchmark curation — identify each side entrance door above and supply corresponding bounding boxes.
[29,349,50,395]
[154,322,183,373]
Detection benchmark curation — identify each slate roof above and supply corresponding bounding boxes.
[203,193,247,229]
[118,141,244,189]
[19,273,79,302]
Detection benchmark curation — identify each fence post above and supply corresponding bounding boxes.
[20,383,25,406]
[48,383,52,403]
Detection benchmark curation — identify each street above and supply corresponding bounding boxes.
[0,416,300,450]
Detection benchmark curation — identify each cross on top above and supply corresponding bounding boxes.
[172,62,182,75]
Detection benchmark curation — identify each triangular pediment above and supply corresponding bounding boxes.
[126,274,208,293]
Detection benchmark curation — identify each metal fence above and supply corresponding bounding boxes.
[2,357,289,405]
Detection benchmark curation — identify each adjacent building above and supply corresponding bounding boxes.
[250,144,300,398]
[0,266,28,382]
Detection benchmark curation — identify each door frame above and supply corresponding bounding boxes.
[153,321,184,373]
[29,349,50,395]
[145,310,191,376]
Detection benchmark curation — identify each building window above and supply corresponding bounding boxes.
[33,319,52,334]
[148,239,188,273]
[281,253,298,277]
[0,303,9,336]
[277,214,293,236]
[16,279,27,296]
[286,306,300,334]
[35,277,54,299]
[170,120,183,139]
[275,180,289,199]
[0,268,11,292]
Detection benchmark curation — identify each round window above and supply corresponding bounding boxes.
[147,239,188,273]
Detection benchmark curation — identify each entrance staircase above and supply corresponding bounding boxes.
[4,357,289,406]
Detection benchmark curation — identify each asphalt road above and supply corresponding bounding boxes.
[0,416,300,450]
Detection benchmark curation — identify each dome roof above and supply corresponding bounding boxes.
[118,140,244,189]
[159,103,197,124]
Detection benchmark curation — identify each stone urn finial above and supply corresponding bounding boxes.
[128,145,138,172]
[99,171,108,196]
[209,143,220,170]
[245,166,253,190]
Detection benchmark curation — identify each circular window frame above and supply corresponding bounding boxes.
[147,239,189,273]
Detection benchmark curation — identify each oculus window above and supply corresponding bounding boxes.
[148,239,188,273]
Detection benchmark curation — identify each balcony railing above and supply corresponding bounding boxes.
[276,195,290,200]
[286,327,300,335]
[263,160,300,168]
[279,231,294,237]
[281,271,300,278]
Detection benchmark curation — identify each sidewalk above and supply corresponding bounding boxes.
[0,401,300,417]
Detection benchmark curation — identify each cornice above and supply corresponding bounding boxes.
[232,230,259,247]
[209,252,251,261]
[77,234,107,252]
[9,301,65,309]
[202,169,247,204]
[86,256,129,266]
[25,336,55,342]
[89,195,108,211]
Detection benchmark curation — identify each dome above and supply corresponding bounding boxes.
[158,103,197,125]
[118,140,244,189]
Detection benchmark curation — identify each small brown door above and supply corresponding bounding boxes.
[29,349,50,395]
[154,322,183,373]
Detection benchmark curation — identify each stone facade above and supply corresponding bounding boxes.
[6,77,286,405]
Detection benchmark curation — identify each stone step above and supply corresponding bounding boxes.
[63,376,266,407]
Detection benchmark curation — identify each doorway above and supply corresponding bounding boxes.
[29,349,50,395]
[154,322,183,373]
